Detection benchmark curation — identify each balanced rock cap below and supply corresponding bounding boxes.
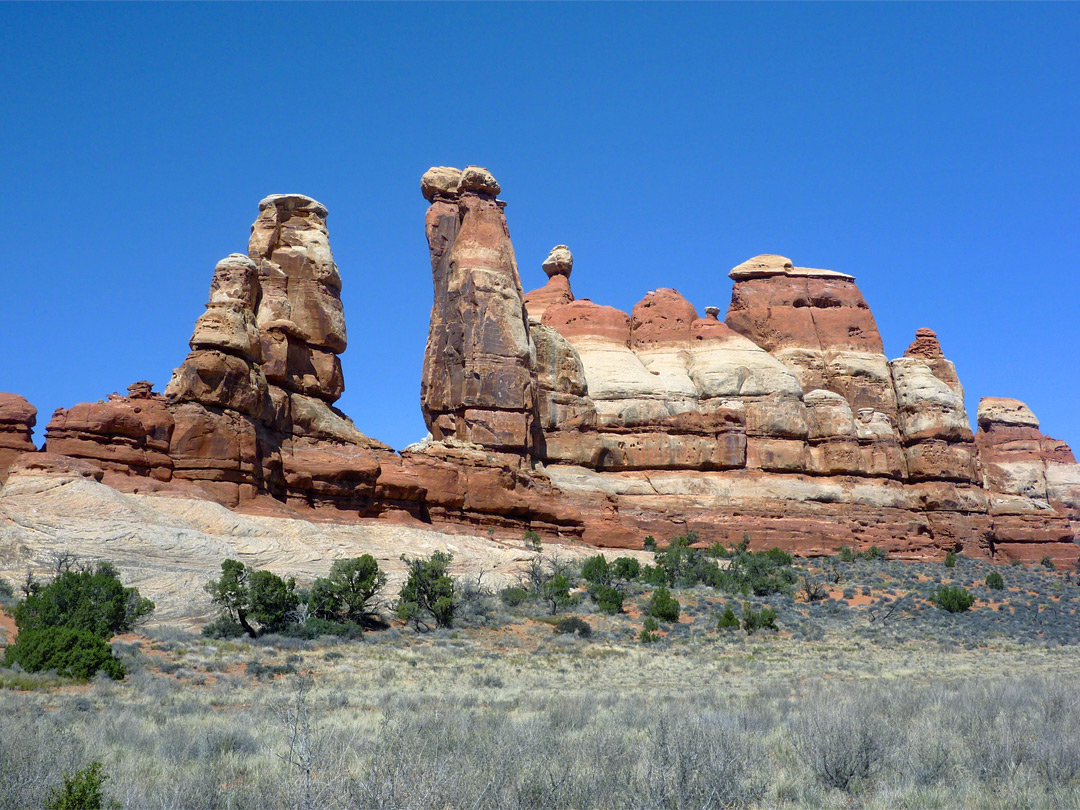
[729,254,854,281]
[542,245,573,278]
[704,306,721,319]
[459,165,500,196]
[257,194,328,218]
[421,166,463,201]
[977,397,1041,429]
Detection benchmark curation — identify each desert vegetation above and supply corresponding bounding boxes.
[2,539,1080,808]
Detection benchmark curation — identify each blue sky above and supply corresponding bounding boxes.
[2,3,1078,452]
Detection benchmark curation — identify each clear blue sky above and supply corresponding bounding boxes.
[2,3,1078,452]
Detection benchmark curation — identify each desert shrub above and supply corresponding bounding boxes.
[3,627,124,681]
[541,574,576,615]
[944,550,957,568]
[14,564,154,640]
[247,569,299,634]
[200,616,246,639]
[640,565,668,586]
[499,586,529,607]
[0,577,13,601]
[932,585,975,613]
[581,555,611,586]
[612,557,641,581]
[1041,555,1056,570]
[714,548,798,597]
[791,691,888,792]
[986,571,1005,591]
[203,561,301,637]
[281,618,361,639]
[838,546,855,563]
[6,562,150,680]
[647,587,680,623]
[396,551,455,630]
[642,616,659,632]
[717,606,740,630]
[555,616,592,637]
[643,535,657,551]
[45,761,119,810]
[309,555,387,628]
[590,584,623,615]
[741,603,777,635]
[639,627,659,643]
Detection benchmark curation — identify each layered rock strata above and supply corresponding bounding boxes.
[3,169,1077,566]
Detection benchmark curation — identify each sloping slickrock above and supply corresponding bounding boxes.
[0,394,37,483]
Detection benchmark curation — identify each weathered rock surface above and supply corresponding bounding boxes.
[420,166,539,453]
[0,394,37,483]
[4,171,1078,571]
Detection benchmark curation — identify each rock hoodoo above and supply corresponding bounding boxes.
[2,167,1078,566]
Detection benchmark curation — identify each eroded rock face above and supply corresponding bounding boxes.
[420,166,539,453]
[0,393,38,483]
[9,171,1078,569]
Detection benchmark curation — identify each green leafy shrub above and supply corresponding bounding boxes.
[499,586,529,607]
[6,562,151,680]
[555,616,592,637]
[932,585,975,613]
[0,576,13,601]
[741,603,777,635]
[612,557,641,581]
[309,555,387,628]
[591,584,623,615]
[714,548,798,596]
[647,587,680,623]
[396,551,455,629]
[944,550,957,568]
[581,555,611,586]
[642,535,657,551]
[838,546,855,563]
[1040,555,1056,570]
[641,565,668,586]
[45,761,120,810]
[205,560,297,637]
[985,571,1005,590]
[3,627,124,681]
[717,607,740,630]
[15,563,154,640]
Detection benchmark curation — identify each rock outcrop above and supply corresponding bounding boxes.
[4,168,1077,568]
[0,394,37,483]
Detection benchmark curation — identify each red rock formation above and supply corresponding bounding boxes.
[4,170,1076,568]
[0,393,37,483]
[420,166,539,453]
[523,246,575,321]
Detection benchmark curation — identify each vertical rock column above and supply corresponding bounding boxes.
[248,194,346,413]
[420,166,539,454]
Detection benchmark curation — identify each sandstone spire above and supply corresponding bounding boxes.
[420,166,539,452]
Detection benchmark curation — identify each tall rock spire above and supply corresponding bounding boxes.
[419,166,539,453]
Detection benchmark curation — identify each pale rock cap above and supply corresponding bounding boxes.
[209,254,258,308]
[421,166,463,201]
[542,245,573,278]
[977,397,1041,429]
[704,306,721,320]
[729,254,854,281]
[258,194,328,218]
[459,165,501,196]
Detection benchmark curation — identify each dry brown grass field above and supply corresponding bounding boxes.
[3,541,1080,810]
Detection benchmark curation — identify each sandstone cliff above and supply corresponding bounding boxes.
[1,167,1077,566]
